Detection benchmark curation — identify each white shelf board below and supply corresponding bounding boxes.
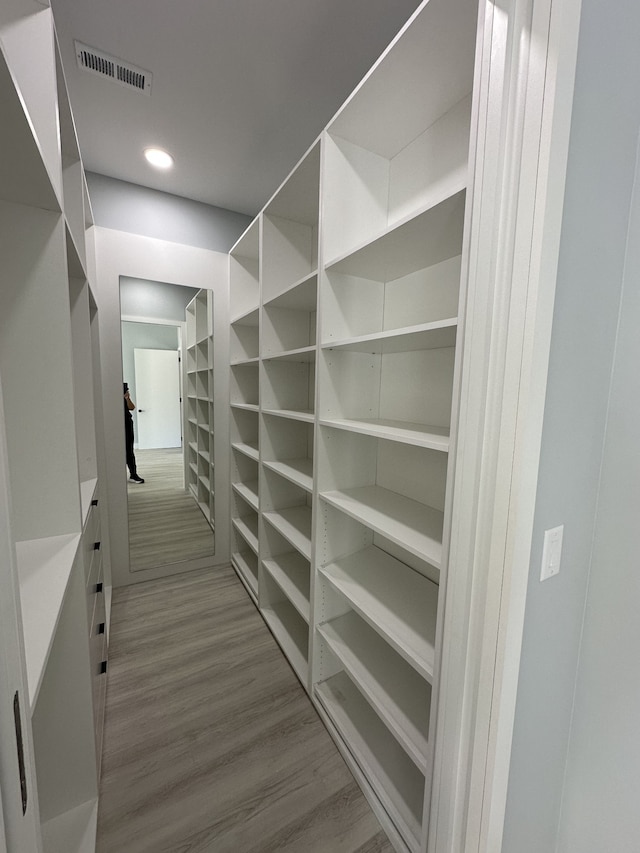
[327,0,476,159]
[232,514,259,555]
[188,441,198,452]
[232,479,259,512]
[261,345,316,363]
[319,417,449,452]
[231,551,258,599]
[198,448,211,463]
[263,271,317,311]
[40,797,98,853]
[230,402,259,413]
[198,475,211,491]
[315,673,423,849]
[321,486,443,567]
[234,567,258,607]
[319,545,438,681]
[231,441,259,462]
[231,307,259,326]
[79,478,98,526]
[325,188,466,282]
[230,356,260,366]
[265,140,320,226]
[262,458,313,492]
[262,552,311,623]
[322,319,457,354]
[230,306,260,325]
[0,47,60,211]
[16,533,81,709]
[261,408,314,424]
[197,500,211,522]
[262,601,308,685]
[262,506,312,560]
[230,216,259,259]
[318,612,430,771]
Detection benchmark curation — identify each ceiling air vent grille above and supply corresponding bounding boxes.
[74,41,152,95]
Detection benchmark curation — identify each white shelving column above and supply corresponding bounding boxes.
[185,290,215,529]
[312,1,478,850]
[185,296,199,500]
[224,2,478,848]
[0,7,108,850]
[259,142,320,692]
[229,221,261,600]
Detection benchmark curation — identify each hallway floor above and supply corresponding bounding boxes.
[126,448,214,572]
[96,565,393,853]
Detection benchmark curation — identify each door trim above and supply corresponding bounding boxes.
[429,0,583,849]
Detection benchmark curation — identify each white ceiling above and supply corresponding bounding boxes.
[51,0,422,217]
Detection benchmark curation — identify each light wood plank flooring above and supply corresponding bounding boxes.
[97,566,394,853]
[127,448,214,572]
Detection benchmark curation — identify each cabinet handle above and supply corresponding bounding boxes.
[93,541,101,551]
[100,661,108,675]
[91,498,99,506]
[13,692,27,815]
[98,622,105,635]
[96,582,103,594]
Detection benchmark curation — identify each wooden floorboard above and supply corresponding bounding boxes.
[127,448,214,572]
[97,566,394,853]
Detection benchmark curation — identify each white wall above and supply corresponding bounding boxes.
[95,227,230,587]
[503,0,640,848]
[555,130,640,853]
[87,173,251,252]
[120,277,198,321]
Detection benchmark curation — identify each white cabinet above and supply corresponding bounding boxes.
[185,290,215,528]
[227,1,478,849]
[0,6,109,851]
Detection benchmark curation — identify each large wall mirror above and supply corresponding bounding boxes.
[120,277,215,574]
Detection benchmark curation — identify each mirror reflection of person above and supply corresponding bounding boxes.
[124,383,145,483]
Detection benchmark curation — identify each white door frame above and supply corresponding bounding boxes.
[121,314,188,486]
[133,347,182,450]
[429,0,583,850]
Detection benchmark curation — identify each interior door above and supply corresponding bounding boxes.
[133,348,181,449]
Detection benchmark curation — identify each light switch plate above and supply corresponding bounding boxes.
[541,524,564,581]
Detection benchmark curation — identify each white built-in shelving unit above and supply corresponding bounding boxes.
[229,220,261,600]
[185,289,215,528]
[227,1,477,850]
[0,6,109,851]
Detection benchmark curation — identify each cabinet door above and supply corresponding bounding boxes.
[0,393,41,852]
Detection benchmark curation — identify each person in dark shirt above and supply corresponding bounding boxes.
[124,383,144,483]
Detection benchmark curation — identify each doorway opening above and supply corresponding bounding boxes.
[120,277,215,573]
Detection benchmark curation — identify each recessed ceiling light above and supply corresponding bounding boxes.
[144,147,174,169]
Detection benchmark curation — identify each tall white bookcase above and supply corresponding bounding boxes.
[185,289,215,529]
[229,221,261,598]
[0,4,109,851]
[227,0,477,850]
